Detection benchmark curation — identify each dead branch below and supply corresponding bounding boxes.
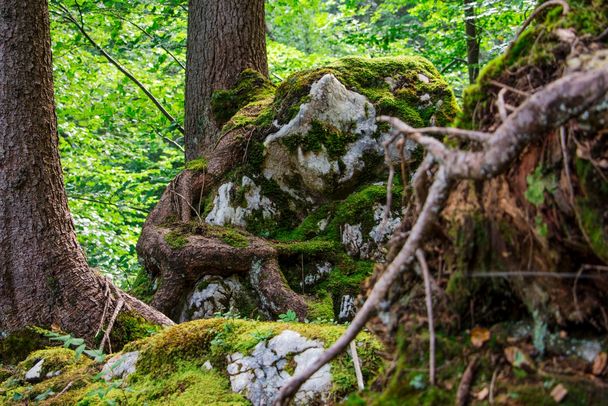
[350,341,365,391]
[456,356,479,406]
[273,67,608,406]
[416,250,436,386]
[99,297,124,353]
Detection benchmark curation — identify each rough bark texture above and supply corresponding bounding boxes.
[0,0,172,342]
[464,0,480,84]
[185,0,268,161]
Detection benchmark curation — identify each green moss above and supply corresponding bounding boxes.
[129,268,156,304]
[322,258,374,298]
[281,120,359,160]
[1,319,383,404]
[273,240,339,256]
[575,158,608,262]
[185,157,208,172]
[457,0,608,129]
[0,329,51,365]
[307,292,335,321]
[18,348,78,375]
[273,56,458,127]
[217,228,249,249]
[211,69,275,126]
[108,312,162,352]
[112,362,249,405]
[164,230,188,250]
[0,347,96,405]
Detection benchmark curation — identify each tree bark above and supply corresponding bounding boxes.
[185,0,268,161]
[464,0,480,84]
[0,0,172,343]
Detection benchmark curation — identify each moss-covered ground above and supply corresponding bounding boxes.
[0,319,382,405]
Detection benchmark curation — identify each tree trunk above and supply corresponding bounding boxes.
[185,0,268,161]
[464,0,480,84]
[0,0,172,344]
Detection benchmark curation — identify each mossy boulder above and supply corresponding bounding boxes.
[137,55,457,326]
[205,56,457,232]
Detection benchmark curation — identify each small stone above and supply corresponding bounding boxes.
[101,351,139,382]
[227,330,332,406]
[24,359,44,382]
[417,73,430,83]
[551,384,568,403]
[477,387,489,400]
[203,361,213,371]
[592,352,607,376]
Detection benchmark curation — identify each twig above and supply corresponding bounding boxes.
[489,367,499,405]
[379,118,492,144]
[488,80,531,97]
[67,194,148,214]
[416,250,436,386]
[99,297,125,353]
[274,68,608,405]
[497,88,509,122]
[350,341,365,391]
[594,26,608,42]
[107,11,186,70]
[381,130,399,231]
[560,127,575,202]
[573,264,608,317]
[55,381,74,398]
[170,189,203,224]
[441,58,468,74]
[95,278,112,338]
[456,356,478,406]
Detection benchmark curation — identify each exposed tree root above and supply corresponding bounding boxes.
[274,67,608,405]
[137,118,308,321]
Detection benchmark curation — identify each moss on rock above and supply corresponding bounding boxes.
[211,69,275,126]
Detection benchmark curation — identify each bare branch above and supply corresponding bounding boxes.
[416,250,436,386]
[274,67,608,406]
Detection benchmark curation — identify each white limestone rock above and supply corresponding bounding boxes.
[338,295,357,322]
[263,74,389,200]
[101,351,139,382]
[226,330,332,406]
[341,204,401,260]
[180,275,255,322]
[205,176,276,228]
[302,262,332,287]
[24,359,44,382]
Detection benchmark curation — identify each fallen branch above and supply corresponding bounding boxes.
[456,356,479,406]
[350,341,365,391]
[273,66,608,405]
[416,250,436,386]
[99,297,125,353]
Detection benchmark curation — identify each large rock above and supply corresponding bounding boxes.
[226,330,332,405]
[263,73,384,200]
[179,275,259,321]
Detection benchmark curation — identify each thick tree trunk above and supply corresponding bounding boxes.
[185,0,268,161]
[0,0,172,343]
[464,0,480,84]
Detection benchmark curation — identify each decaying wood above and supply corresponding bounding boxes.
[274,66,608,405]
[456,356,479,406]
